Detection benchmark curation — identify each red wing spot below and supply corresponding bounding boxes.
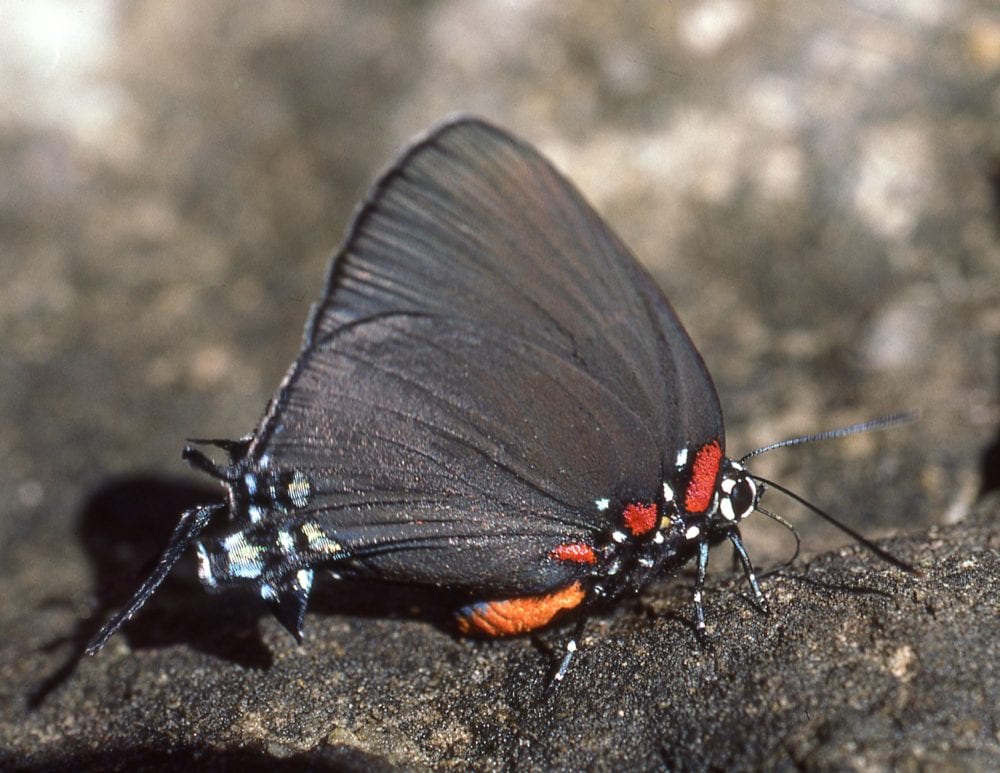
[684,440,723,513]
[550,542,597,565]
[456,582,586,637]
[622,502,658,536]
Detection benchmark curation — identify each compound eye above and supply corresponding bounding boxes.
[719,476,757,522]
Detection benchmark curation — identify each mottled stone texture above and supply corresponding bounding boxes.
[1,1,997,770]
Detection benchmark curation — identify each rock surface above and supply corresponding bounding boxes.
[1,1,997,770]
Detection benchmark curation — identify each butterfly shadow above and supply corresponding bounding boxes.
[28,474,273,709]
[977,336,1000,497]
[304,575,475,639]
[761,569,897,606]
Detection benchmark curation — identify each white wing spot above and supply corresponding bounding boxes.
[685,525,701,540]
[288,471,311,507]
[296,568,314,593]
[595,498,611,511]
[222,533,264,579]
[301,522,343,555]
[196,543,215,588]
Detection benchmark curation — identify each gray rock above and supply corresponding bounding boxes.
[1,1,997,769]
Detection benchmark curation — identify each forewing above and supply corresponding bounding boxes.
[295,118,723,461]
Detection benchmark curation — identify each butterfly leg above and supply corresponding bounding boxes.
[549,615,591,685]
[693,539,710,641]
[728,527,769,613]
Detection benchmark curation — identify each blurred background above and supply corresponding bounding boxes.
[1,0,997,766]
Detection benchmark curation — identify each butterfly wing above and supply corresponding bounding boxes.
[89,119,731,652]
[240,313,660,595]
[222,119,725,609]
[266,118,723,466]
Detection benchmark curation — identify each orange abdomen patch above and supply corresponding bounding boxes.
[456,582,586,637]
